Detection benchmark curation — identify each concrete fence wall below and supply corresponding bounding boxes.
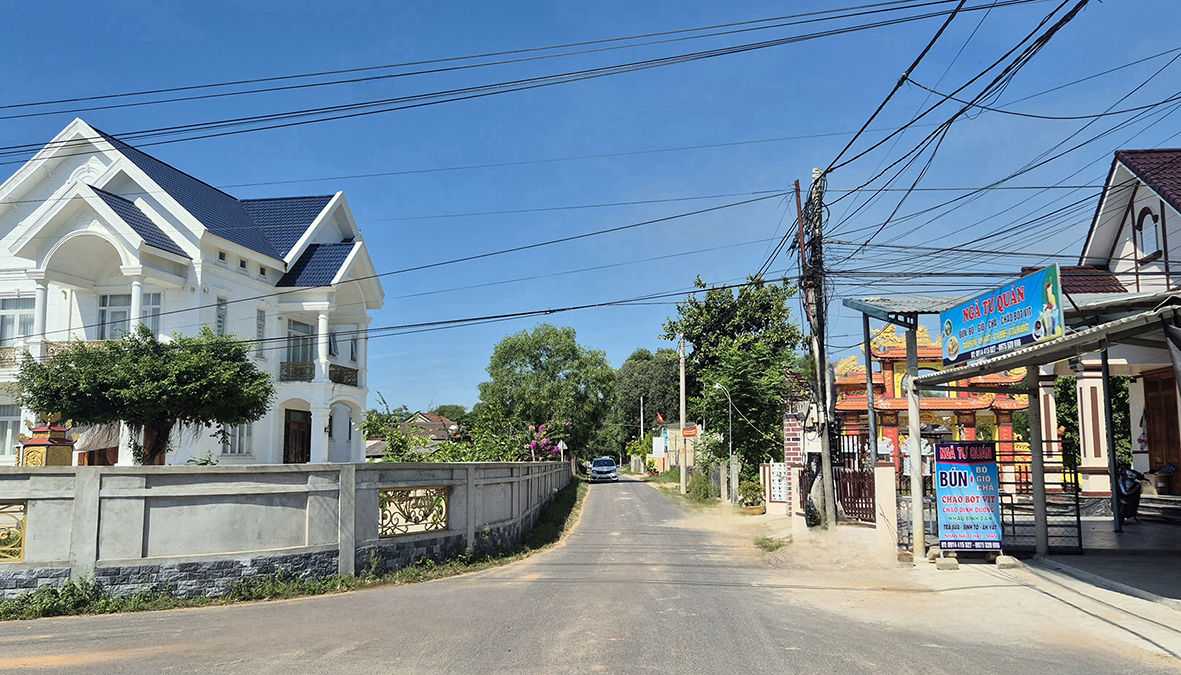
[0,461,571,599]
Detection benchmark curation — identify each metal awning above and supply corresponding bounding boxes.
[914,305,1179,387]
[842,296,962,319]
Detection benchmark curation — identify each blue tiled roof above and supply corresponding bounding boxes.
[277,243,356,287]
[91,187,191,258]
[240,196,333,256]
[93,128,284,259]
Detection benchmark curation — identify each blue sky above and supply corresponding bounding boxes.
[3,0,1179,411]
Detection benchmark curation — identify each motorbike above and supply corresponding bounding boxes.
[1116,465,1144,523]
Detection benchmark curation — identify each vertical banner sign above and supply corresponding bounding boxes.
[652,436,666,458]
[940,264,1063,367]
[935,442,1001,551]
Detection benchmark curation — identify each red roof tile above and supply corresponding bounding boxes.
[1116,148,1181,216]
[1019,265,1126,294]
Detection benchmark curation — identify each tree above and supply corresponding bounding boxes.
[476,324,615,457]
[13,324,274,464]
[698,343,804,471]
[661,275,803,397]
[1053,375,1131,468]
[358,393,410,440]
[661,275,807,476]
[605,348,679,453]
[429,404,468,421]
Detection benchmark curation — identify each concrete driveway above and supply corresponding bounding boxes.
[0,476,1177,673]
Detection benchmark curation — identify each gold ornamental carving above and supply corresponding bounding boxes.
[835,355,864,376]
[870,324,941,352]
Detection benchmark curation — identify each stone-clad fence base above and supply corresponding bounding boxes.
[0,461,571,600]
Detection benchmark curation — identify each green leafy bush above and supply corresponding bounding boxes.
[648,467,681,483]
[739,480,764,506]
[688,470,714,502]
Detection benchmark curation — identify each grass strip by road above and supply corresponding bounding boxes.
[0,477,587,622]
[754,536,788,552]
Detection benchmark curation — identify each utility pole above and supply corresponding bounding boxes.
[638,395,644,474]
[639,395,644,441]
[679,335,688,495]
[800,167,838,528]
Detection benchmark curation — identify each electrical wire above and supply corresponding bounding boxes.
[30,192,787,341]
[0,0,1047,166]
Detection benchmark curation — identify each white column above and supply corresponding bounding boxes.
[129,277,144,331]
[907,328,925,563]
[357,331,369,389]
[29,279,49,360]
[33,280,48,338]
[310,405,330,463]
[316,312,330,381]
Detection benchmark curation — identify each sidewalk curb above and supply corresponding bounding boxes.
[1029,555,1181,613]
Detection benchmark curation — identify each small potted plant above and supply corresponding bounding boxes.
[737,480,766,515]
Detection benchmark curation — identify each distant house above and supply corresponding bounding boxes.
[365,412,457,459]
[0,119,385,466]
[401,412,457,443]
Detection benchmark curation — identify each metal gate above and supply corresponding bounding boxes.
[895,449,1082,554]
[997,446,1082,554]
[896,473,935,551]
[835,467,875,522]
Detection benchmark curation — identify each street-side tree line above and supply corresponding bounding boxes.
[10,274,809,469]
[366,274,811,474]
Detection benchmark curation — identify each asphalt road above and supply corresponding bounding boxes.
[0,476,1172,673]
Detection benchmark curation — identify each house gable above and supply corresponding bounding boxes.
[1079,150,1181,293]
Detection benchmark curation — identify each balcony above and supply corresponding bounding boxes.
[278,362,360,387]
[0,346,20,369]
[329,364,359,387]
[279,361,315,382]
[45,340,109,358]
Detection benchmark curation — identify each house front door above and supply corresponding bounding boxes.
[283,410,312,464]
[1143,368,1181,494]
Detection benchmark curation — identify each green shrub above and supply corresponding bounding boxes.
[649,467,680,483]
[754,536,788,552]
[739,480,764,506]
[687,471,713,502]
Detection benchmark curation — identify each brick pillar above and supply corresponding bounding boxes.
[783,414,805,466]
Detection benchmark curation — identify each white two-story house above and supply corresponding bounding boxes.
[0,119,384,466]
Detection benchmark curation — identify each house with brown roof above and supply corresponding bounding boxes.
[364,412,458,459]
[1046,148,1181,496]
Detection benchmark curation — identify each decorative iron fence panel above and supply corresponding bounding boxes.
[280,361,316,382]
[0,501,26,562]
[328,364,359,387]
[379,487,450,537]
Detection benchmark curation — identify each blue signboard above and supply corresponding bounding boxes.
[939,264,1063,367]
[935,442,1001,551]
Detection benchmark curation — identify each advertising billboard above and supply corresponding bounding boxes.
[939,264,1063,367]
[934,442,1001,551]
